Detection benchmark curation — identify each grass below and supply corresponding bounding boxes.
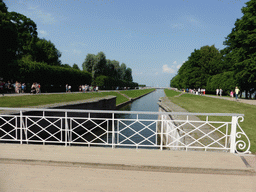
[119,88,155,98]
[0,89,155,108]
[164,89,256,153]
[164,89,182,97]
[0,92,128,108]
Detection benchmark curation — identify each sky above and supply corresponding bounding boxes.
[4,0,249,87]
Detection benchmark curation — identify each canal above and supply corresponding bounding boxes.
[119,89,165,113]
[109,89,166,148]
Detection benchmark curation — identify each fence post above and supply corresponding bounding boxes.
[20,110,23,144]
[65,112,68,147]
[230,116,237,153]
[112,113,115,148]
[160,115,164,150]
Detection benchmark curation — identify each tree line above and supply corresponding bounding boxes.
[82,52,136,89]
[0,0,137,92]
[170,0,256,99]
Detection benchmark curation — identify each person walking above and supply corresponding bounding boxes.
[0,81,4,96]
[235,87,240,101]
[230,90,234,100]
[216,88,219,96]
[66,84,68,93]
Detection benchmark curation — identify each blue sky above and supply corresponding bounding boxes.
[5,0,248,87]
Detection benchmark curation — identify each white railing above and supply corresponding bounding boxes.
[0,107,251,154]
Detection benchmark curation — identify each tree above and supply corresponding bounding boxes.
[170,45,223,89]
[73,63,80,70]
[120,63,127,80]
[82,53,95,72]
[206,71,236,95]
[223,0,256,96]
[111,60,122,80]
[124,67,133,82]
[8,11,38,58]
[31,38,61,66]
[94,52,107,76]
[105,59,115,77]
[61,64,71,68]
[0,0,19,78]
[170,74,182,89]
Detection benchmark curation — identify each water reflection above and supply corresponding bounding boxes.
[119,89,165,112]
[112,89,165,148]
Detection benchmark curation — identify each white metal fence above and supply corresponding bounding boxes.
[0,107,251,154]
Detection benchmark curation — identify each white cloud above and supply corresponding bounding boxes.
[171,23,184,29]
[162,65,175,74]
[27,6,56,24]
[71,42,87,46]
[134,72,143,76]
[173,61,177,65]
[177,65,181,69]
[155,72,158,75]
[39,30,48,36]
[73,49,82,55]
[187,16,200,25]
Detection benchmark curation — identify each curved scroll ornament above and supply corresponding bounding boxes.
[235,116,251,154]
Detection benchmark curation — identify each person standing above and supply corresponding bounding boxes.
[38,83,41,93]
[66,84,68,93]
[230,90,234,99]
[219,89,223,96]
[216,89,219,96]
[0,81,4,96]
[15,81,19,93]
[235,87,240,101]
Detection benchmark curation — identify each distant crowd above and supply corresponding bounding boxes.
[181,87,241,101]
[216,87,240,100]
[77,84,99,93]
[184,88,206,95]
[0,80,41,96]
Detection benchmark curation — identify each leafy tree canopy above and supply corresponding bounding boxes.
[223,0,256,92]
[73,63,80,70]
[0,0,19,77]
[31,38,61,66]
[171,45,223,89]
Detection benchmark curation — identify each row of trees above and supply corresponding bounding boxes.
[82,52,135,89]
[0,0,137,91]
[170,0,256,98]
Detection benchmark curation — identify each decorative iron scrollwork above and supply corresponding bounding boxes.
[235,116,251,154]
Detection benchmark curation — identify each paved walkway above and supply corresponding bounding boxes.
[0,144,256,191]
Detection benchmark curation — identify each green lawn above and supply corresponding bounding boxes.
[164,89,256,153]
[164,89,182,97]
[0,89,155,108]
[120,88,155,98]
[0,92,129,107]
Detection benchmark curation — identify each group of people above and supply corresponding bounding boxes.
[229,87,240,100]
[216,87,240,100]
[0,80,41,96]
[185,88,206,95]
[30,82,41,94]
[216,89,223,96]
[78,85,99,93]
[0,80,27,96]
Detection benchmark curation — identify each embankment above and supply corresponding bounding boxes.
[116,89,156,109]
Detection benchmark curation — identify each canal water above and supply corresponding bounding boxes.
[119,89,165,113]
[111,89,165,148]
